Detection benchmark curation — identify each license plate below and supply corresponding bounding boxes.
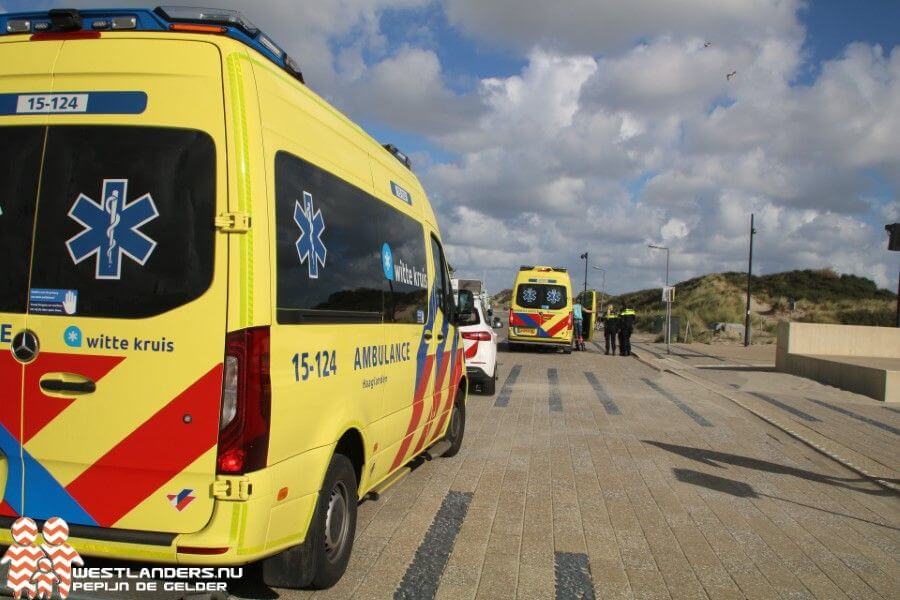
[517,328,537,336]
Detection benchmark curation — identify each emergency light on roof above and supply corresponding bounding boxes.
[383,144,412,170]
[0,6,304,85]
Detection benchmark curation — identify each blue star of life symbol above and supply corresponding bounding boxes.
[294,191,327,278]
[65,179,159,280]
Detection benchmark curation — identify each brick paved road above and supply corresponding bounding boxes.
[264,340,899,600]
[10,339,898,599]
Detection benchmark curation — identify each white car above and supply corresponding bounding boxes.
[459,298,500,395]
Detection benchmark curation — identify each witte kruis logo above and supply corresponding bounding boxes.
[1,517,83,600]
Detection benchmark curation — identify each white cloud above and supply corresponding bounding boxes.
[425,10,899,292]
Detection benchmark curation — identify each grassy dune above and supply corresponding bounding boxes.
[611,269,896,343]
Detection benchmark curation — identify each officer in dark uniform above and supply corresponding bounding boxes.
[618,304,636,356]
[602,306,619,355]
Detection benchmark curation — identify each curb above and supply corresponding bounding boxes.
[631,348,900,494]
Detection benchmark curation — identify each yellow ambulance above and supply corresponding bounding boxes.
[0,6,471,589]
[507,266,574,353]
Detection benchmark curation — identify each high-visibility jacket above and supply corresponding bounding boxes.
[619,309,635,329]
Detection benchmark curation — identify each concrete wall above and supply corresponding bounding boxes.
[776,321,900,402]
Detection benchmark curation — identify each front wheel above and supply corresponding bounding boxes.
[263,453,358,589]
[442,390,466,457]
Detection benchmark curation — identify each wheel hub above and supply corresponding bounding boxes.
[324,481,350,562]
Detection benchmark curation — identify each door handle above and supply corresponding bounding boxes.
[424,330,433,341]
[40,373,96,395]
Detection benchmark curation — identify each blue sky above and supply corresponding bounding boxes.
[4,1,898,293]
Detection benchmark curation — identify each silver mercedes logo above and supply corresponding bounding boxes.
[11,330,39,364]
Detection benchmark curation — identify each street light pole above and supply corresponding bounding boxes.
[649,244,671,354]
[744,214,756,347]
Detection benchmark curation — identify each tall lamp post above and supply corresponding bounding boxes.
[580,252,589,293]
[592,266,606,313]
[648,244,671,354]
[745,214,757,346]
[886,223,899,327]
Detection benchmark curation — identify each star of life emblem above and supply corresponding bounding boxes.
[522,287,538,304]
[65,179,158,280]
[294,191,327,278]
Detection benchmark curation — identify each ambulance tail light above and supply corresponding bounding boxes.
[217,326,271,474]
[461,331,491,341]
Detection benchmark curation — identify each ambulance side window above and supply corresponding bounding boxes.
[274,151,429,325]
[429,236,452,320]
[275,152,384,324]
[0,127,43,313]
[382,213,428,324]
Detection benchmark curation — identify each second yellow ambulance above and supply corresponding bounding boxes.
[507,266,574,352]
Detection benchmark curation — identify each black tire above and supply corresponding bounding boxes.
[563,344,573,354]
[442,390,466,457]
[482,373,496,396]
[263,453,358,589]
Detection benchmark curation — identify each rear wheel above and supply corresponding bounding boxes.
[442,390,466,457]
[262,453,358,589]
[482,374,496,396]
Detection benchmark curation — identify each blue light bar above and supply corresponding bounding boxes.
[0,6,304,84]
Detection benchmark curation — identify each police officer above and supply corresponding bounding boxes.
[602,305,619,355]
[618,304,636,356]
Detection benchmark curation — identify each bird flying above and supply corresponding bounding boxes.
[726,70,737,81]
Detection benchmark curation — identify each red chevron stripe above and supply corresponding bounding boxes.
[0,500,17,517]
[412,347,453,456]
[546,314,572,337]
[0,355,22,442]
[65,364,222,526]
[389,354,434,471]
[431,348,464,442]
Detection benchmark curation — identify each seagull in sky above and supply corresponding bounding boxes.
[726,71,737,81]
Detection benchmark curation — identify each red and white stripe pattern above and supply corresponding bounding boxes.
[1,517,40,599]
[31,558,57,599]
[42,517,82,600]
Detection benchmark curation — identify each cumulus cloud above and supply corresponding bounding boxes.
[424,5,899,292]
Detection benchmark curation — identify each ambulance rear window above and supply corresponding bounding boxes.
[0,127,43,314]
[26,126,216,318]
[516,284,567,310]
[275,151,429,325]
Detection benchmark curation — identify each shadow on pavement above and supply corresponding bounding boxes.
[643,440,898,496]
[672,468,900,531]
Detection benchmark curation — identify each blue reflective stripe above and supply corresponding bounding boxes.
[0,424,97,524]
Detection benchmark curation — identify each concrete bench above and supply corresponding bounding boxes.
[776,322,900,403]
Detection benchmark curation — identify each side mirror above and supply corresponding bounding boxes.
[456,289,474,324]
